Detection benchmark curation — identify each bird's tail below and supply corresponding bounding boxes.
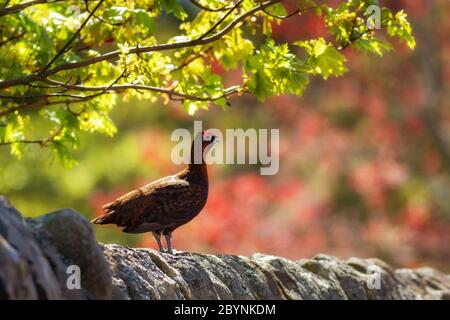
[91,211,117,225]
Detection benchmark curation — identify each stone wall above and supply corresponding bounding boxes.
[1,196,449,300]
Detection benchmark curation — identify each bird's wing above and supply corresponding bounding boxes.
[102,175,180,211]
[101,175,199,229]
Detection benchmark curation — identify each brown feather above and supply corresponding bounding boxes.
[92,132,215,238]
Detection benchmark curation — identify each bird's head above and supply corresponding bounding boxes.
[190,130,219,164]
[201,130,219,149]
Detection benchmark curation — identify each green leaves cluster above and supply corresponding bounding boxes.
[295,38,347,79]
[0,0,415,165]
[245,40,309,101]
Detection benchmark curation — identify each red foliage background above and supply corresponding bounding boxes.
[91,1,450,271]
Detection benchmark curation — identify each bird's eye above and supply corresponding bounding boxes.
[210,135,216,142]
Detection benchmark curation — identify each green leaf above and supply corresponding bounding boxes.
[295,38,348,79]
[160,0,188,20]
[135,11,155,32]
[79,111,117,136]
[0,0,416,164]
[265,3,287,17]
[183,100,209,115]
[387,10,416,49]
[214,97,228,108]
[354,37,393,56]
[10,142,29,159]
[213,28,254,70]
[51,140,77,168]
[245,40,309,101]
[0,125,5,142]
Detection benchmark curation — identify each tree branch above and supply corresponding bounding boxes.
[0,77,242,118]
[83,0,130,26]
[338,28,378,51]
[42,78,242,101]
[170,48,212,73]
[0,92,91,100]
[261,6,312,20]
[198,0,243,40]
[0,31,26,47]
[189,0,234,12]
[0,124,64,147]
[0,139,46,146]
[0,0,281,90]
[40,0,105,73]
[0,70,126,117]
[0,0,66,17]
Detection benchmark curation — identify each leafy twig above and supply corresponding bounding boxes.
[0,124,64,147]
[0,31,26,46]
[189,0,234,12]
[198,0,243,40]
[0,0,66,17]
[83,0,130,26]
[171,48,212,73]
[0,0,282,90]
[40,0,105,74]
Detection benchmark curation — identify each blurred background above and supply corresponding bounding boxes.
[1,0,449,271]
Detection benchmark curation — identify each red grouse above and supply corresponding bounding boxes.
[92,131,218,254]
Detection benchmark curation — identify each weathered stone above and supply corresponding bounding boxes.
[1,195,450,300]
[28,209,112,299]
[0,196,61,299]
[102,244,186,300]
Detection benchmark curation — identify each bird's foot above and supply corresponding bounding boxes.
[164,233,174,254]
[159,248,175,255]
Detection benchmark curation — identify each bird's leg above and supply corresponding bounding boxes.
[152,232,165,252]
[164,233,173,254]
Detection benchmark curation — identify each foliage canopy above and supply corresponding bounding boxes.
[0,0,414,166]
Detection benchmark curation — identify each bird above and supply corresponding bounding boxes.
[91,131,218,254]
